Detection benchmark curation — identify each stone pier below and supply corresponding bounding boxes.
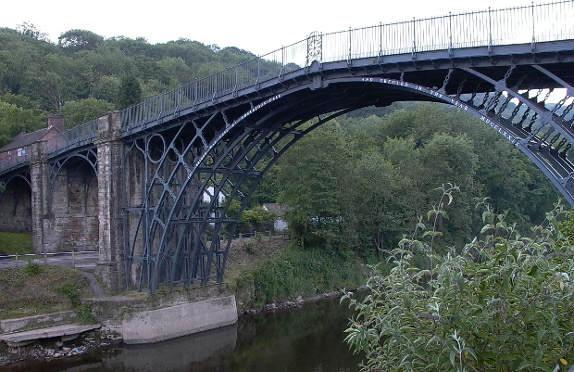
[94,111,125,292]
[29,141,50,253]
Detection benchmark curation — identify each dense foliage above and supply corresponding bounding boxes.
[233,243,366,308]
[0,24,255,146]
[270,103,560,259]
[342,189,574,371]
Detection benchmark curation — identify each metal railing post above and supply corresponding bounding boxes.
[379,22,383,59]
[448,12,453,57]
[348,27,352,62]
[411,17,417,60]
[488,7,493,54]
[257,57,261,85]
[531,1,536,52]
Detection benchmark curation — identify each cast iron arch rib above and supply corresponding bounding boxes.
[124,71,574,291]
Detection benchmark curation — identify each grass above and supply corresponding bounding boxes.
[225,236,290,286]
[228,237,368,309]
[0,264,94,320]
[0,232,33,255]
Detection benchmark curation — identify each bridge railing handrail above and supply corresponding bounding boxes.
[0,251,98,268]
[0,0,572,170]
[118,0,574,134]
[44,119,99,158]
[119,38,308,132]
[0,154,30,174]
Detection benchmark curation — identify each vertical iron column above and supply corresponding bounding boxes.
[94,112,126,292]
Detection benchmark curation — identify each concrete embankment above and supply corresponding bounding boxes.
[0,284,238,357]
[120,296,237,344]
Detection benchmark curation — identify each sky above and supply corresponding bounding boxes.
[1,0,538,56]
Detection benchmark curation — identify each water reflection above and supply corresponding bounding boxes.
[103,324,237,371]
[2,296,361,372]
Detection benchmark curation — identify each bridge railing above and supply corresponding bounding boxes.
[0,120,98,175]
[1,0,572,167]
[120,39,308,132]
[0,154,30,174]
[45,119,98,158]
[118,0,573,134]
[321,1,574,61]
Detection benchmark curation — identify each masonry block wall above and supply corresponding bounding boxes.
[28,142,100,252]
[44,166,99,252]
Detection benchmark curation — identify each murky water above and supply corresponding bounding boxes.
[2,297,362,372]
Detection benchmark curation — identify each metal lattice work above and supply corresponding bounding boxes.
[122,84,359,291]
[455,65,574,201]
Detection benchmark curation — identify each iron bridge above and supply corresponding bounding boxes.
[1,1,574,292]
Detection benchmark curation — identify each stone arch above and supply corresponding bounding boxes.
[44,150,99,252]
[0,173,32,233]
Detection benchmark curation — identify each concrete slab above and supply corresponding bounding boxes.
[0,324,100,347]
[122,295,238,344]
[0,311,77,334]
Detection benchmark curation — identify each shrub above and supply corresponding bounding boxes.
[343,193,574,371]
[237,247,367,308]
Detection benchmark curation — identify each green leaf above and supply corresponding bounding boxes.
[480,224,495,234]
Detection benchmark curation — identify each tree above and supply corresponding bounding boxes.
[0,93,40,110]
[339,151,410,258]
[22,71,65,112]
[117,76,142,109]
[0,102,46,146]
[58,29,104,52]
[15,22,49,41]
[276,121,348,249]
[91,75,121,103]
[61,98,115,127]
[239,206,275,234]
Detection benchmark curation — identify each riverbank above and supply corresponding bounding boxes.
[0,291,359,367]
[2,293,364,372]
[0,236,368,367]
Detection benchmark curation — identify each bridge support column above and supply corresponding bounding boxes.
[29,141,49,253]
[94,112,125,292]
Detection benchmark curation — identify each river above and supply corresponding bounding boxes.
[1,296,363,372]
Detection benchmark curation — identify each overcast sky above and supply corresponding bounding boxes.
[2,0,537,55]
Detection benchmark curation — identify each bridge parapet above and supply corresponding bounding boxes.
[45,119,98,159]
[0,154,29,175]
[118,0,574,135]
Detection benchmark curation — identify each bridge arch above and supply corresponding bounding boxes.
[0,172,32,233]
[125,67,574,291]
[43,148,99,252]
